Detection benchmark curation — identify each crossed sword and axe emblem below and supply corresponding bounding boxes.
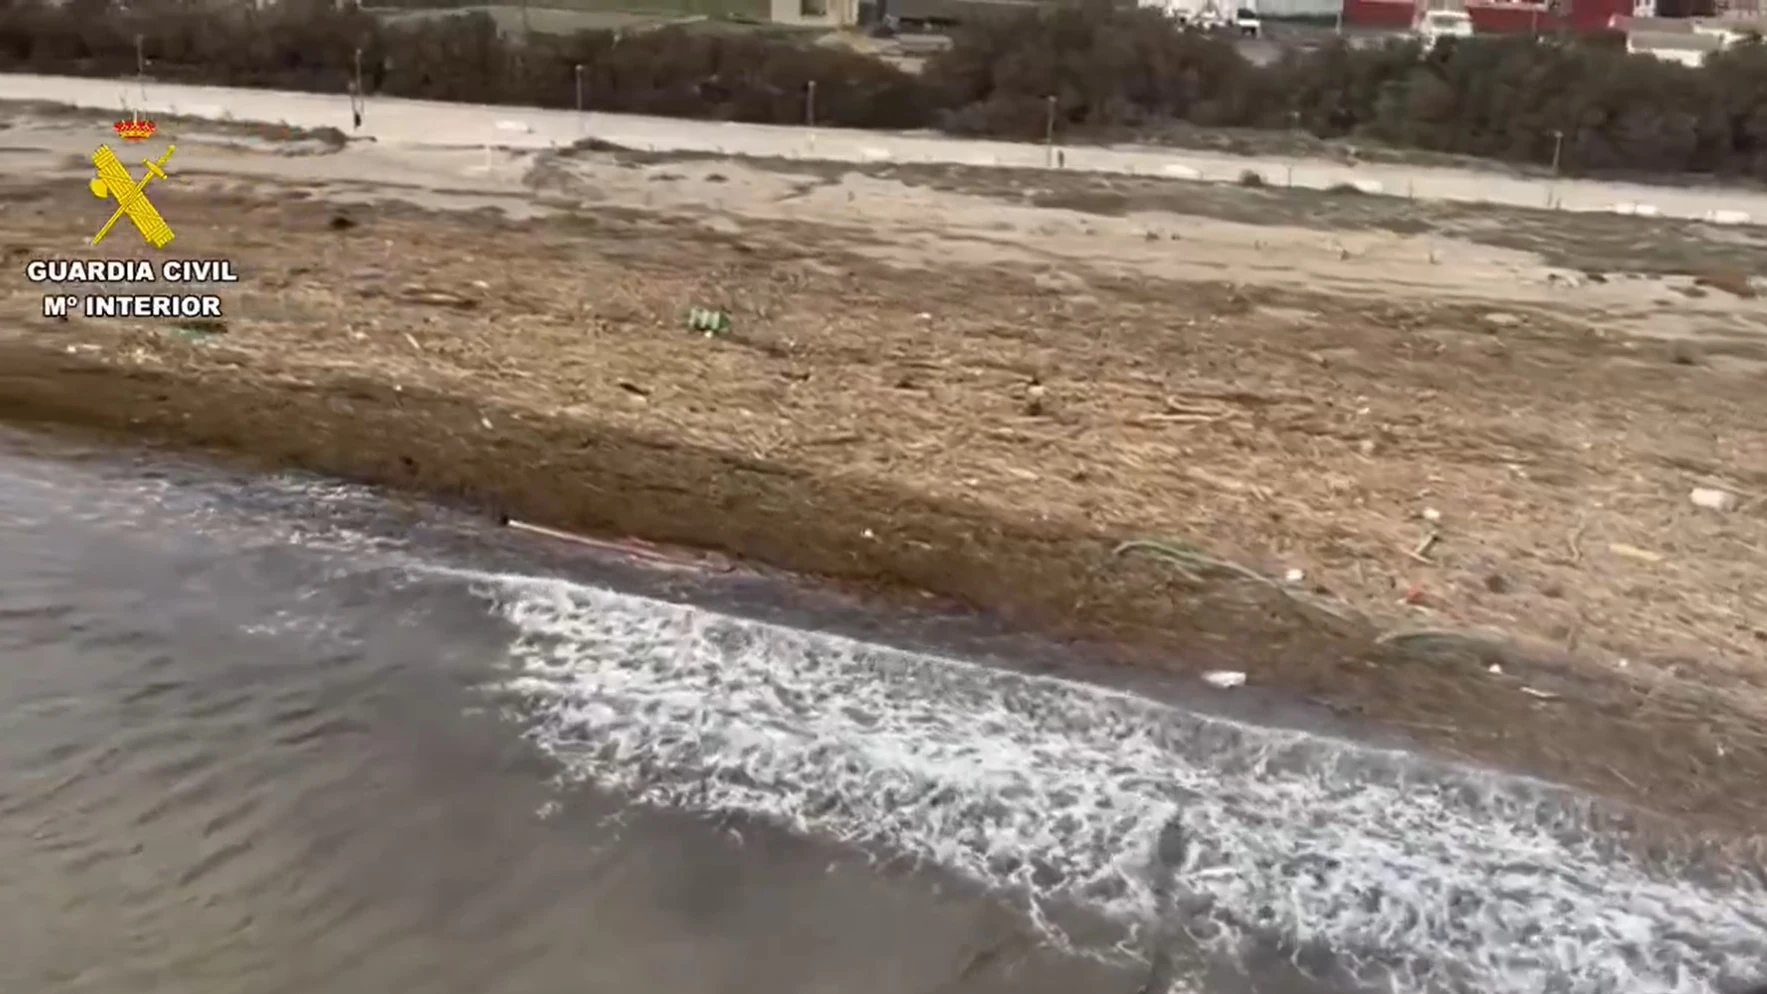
[87,143,178,249]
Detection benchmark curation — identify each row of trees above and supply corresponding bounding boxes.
[932,3,1767,177]
[7,0,1767,178]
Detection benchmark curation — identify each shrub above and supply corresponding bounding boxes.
[9,0,1767,179]
[919,4,1767,180]
[0,0,939,129]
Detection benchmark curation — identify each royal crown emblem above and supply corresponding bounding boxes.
[113,118,157,141]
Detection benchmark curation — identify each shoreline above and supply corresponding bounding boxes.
[1,337,1757,837]
[0,421,1395,758]
[19,432,1763,994]
[2,105,1765,835]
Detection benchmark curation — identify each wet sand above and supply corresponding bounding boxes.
[1,102,1766,837]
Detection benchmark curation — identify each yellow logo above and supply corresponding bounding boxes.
[88,144,177,249]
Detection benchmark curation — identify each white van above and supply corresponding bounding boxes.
[1414,9,1473,46]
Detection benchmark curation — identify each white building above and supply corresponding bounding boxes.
[1616,16,1733,65]
[1138,0,1230,24]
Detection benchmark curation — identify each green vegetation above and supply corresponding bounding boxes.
[367,0,771,18]
[8,0,1767,178]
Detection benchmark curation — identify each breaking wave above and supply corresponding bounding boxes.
[465,571,1767,994]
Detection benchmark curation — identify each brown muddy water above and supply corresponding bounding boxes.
[0,427,1761,994]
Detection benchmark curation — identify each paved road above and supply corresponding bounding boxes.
[3,72,1764,223]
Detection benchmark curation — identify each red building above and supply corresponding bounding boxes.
[1341,0,1420,27]
[1342,0,1635,32]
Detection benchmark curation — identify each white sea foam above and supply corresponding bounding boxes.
[470,571,1767,994]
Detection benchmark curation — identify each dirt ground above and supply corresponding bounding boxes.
[3,109,1765,835]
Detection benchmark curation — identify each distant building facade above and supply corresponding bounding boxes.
[771,0,860,24]
[1614,11,1763,62]
[1342,0,1634,31]
[884,0,1124,28]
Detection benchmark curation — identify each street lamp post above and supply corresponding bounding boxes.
[1551,129,1564,176]
[1045,94,1057,167]
[350,47,364,129]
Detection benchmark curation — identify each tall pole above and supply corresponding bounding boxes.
[1551,129,1563,177]
[1045,94,1056,167]
[806,80,816,128]
[135,34,146,105]
[351,47,364,130]
[574,64,584,135]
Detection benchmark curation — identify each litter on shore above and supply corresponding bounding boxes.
[500,516,736,573]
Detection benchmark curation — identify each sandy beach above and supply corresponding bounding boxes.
[2,97,1766,833]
